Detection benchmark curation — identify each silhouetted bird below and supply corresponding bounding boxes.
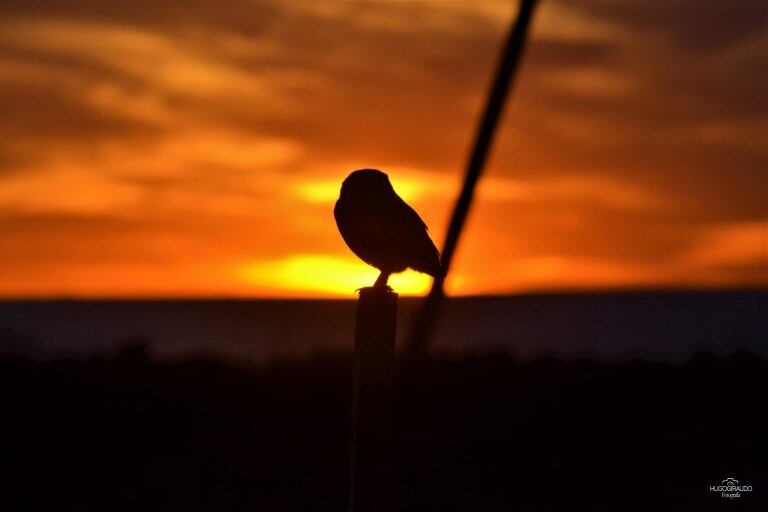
[334,169,442,290]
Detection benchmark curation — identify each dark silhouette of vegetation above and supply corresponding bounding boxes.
[1,347,765,511]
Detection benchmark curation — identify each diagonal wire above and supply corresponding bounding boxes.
[404,0,539,359]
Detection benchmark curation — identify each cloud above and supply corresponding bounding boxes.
[0,0,765,296]
[677,221,768,284]
[561,0,768,50]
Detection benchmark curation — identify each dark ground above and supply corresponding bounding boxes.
[1,347,765,511]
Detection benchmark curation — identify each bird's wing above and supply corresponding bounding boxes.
[335,201,402,269]
[392,194,442,277]
[394,194,428,231]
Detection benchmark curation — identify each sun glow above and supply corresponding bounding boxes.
[294,172,436,205]
[239,254,432,297]
[1,2,764,298]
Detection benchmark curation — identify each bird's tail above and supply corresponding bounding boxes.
[412,244,443,279]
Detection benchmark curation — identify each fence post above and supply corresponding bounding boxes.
[349,287,397,512]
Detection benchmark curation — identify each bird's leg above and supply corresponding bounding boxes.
[373,271,392,291]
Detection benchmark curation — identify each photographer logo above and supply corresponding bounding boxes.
[709,477,752,499]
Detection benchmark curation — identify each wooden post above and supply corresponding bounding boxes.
[349,287,397,512]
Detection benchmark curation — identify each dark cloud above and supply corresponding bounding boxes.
[572,0,767,50]
[490,0,768,224]
[0,82,153,140]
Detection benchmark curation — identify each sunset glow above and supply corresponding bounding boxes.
[0,0,765,297]
[240,255,432,297]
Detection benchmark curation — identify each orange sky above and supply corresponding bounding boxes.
[0,0,766,297]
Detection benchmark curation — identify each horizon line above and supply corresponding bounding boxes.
[1,285,765,302]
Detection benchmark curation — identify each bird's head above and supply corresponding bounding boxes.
[339,169,394,199]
